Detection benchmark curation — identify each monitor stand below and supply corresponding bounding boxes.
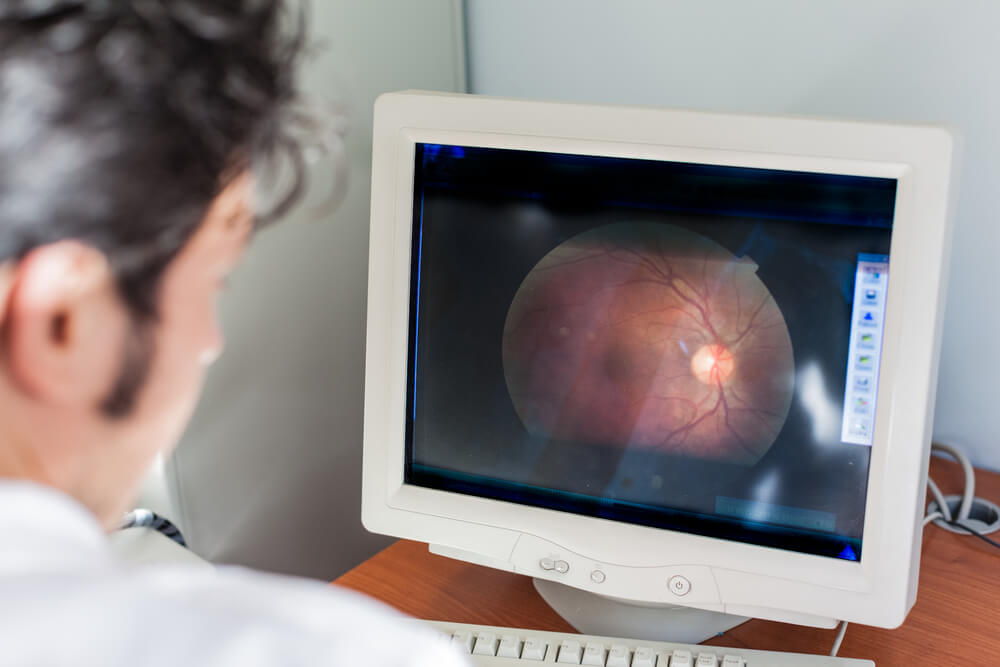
[533,578,749,644]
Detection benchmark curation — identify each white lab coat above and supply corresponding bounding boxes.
[0,481,468,666]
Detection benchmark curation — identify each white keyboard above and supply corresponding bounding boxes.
[420,620,874,667]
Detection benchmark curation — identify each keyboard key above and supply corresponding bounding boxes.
[558,639,584,664]
[721,656,744,667]
[582,642,607,666]
[696,653,718,667]
[669,650,692,667]
[633,646,657,667]
[497,634,522,658]
[450,630,474,654]
[607,644,631,667]
[472,632,499,656]
[523,637,547,661]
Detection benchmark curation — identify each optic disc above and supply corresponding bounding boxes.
[691,343,735,385]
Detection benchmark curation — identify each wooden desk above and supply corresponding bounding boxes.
[335,458,1000,663]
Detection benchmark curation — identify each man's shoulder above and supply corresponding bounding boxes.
[129,564,469,665]
[2,564,468,666]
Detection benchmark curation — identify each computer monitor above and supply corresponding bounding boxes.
[362,91,955,642]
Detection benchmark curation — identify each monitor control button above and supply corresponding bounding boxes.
[668,575,692,596]
[590,570,606,584]
[540,557,556,571]
[554,560,570,574]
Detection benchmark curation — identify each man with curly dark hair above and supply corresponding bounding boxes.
[0,2,466,664]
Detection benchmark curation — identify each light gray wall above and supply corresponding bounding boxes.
[466,0,1000,468]
[168,0,465,580]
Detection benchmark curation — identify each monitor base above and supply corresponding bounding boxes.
[533,578,749,644]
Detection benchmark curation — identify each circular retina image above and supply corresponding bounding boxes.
[502,222,795,466]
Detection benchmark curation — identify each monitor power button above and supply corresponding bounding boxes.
[668,575,692,596]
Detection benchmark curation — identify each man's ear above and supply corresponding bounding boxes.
[4,241,129,409]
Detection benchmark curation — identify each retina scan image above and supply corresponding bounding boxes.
[502,222,795,465]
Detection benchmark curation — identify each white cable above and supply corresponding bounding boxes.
[931,442,975,521]
[925,477,953,523]
[829,620,848,656]
[922,511,944,527]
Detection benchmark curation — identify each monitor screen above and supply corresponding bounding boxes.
[404,143,897,562]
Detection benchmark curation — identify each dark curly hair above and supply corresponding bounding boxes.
[0,0,307,318]
[0,0,309,414]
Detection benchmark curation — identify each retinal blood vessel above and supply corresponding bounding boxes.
[502,222,795,466]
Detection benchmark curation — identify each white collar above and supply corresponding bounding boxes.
[0,480,112,573]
